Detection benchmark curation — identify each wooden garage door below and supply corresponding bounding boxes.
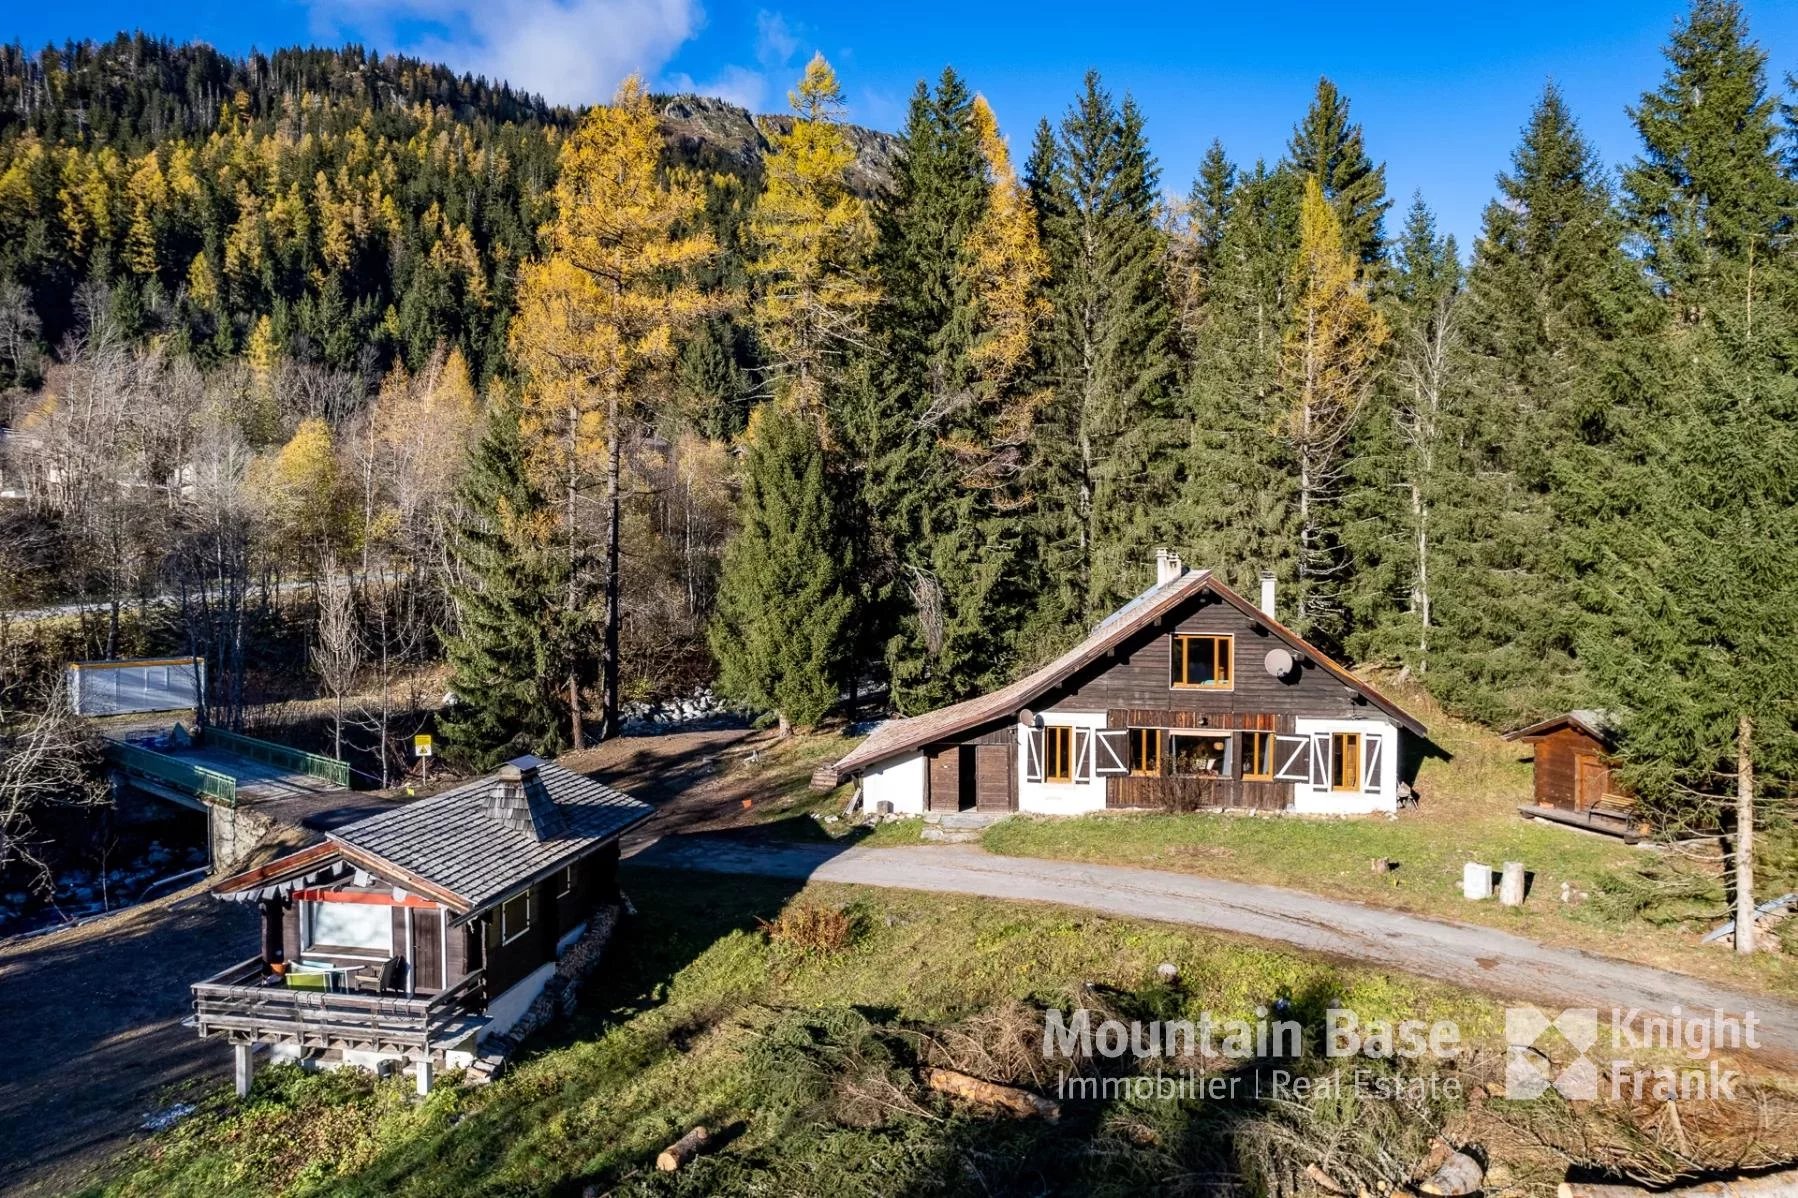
[974,744,1013,812]
[927,748,963,813]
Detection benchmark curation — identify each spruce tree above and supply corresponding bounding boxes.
[440,396,568,768]
[858,68,1011,713]
[1179,160,1303,598]
[1286,78,1390,271]
[1436,83,1643,725]
[1027,72,1181,644]
[1584,0,1798,951]
[710,400,856,733]
[1342,195,1463,671]
[1168,139,1236,344]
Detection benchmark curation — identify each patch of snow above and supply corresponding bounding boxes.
[141,1102,196,1131]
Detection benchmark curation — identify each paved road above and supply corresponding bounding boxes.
[0,882,256,1197]
[630,837,1798,1058]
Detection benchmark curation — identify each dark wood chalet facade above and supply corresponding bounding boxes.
[819,555,1427,817]
[194,756,650,1094]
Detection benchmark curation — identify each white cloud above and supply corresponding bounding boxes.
[754,10,798,70]
[663,63,770,111]
[306,0,701,107]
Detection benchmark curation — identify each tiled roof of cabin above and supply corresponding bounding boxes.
[822,568,1427,786]
[328,757,651,914]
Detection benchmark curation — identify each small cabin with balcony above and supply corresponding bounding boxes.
[193,755,651,1094]
[815,552,1427,817]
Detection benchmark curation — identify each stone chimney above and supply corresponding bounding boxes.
[1259,570,1277,619]
[484,756,560,840]
[1155,548,1185,587]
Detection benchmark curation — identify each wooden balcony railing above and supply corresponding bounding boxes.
[192,958,485,1054]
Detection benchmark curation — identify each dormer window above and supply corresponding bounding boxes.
[1171,634,1233,689]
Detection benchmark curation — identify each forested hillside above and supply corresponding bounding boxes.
[0,5,1793,850]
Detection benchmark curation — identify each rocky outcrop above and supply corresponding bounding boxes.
[655,94,899,199]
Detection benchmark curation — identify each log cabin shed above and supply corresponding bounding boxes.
[1504,710,1643,840]
[816,553,1428,816]
[192,755,651,1093]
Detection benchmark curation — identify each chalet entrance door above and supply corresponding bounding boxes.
[1574,754,1607,812]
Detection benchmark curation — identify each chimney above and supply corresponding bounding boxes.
[484,756,560,839]
[1259,570,1277,619]
[1155,548,1184,587]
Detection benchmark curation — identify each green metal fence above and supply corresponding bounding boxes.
[105,740,238,807]
[201,728,351,788]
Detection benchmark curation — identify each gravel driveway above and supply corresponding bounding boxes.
[630,837,1798,1059]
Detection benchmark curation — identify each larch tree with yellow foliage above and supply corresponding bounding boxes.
[509,75,718,747]
[1280,175,1388,640]
[747,54,877,419]
[957,95,1051,501]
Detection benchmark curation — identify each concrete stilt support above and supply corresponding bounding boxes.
[415,1056,433,1097]
[234,1043,255,1098]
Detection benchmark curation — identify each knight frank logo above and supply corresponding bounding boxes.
[1505,1006,1601,1099]
[1504,1005,1757,1102]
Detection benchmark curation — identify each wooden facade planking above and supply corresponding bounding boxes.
[1042,596,1366,721]
[1104,708,1293,810]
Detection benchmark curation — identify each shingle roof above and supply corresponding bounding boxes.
[820,568,1427,786]
[1503,709,1621,746]
[327,758,651,914]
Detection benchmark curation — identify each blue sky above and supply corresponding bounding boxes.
[8,0,1798,249]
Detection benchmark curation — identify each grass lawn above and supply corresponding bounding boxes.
[976,678,1798,996]
[92,866,1796,1198]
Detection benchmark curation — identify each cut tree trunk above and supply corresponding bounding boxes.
[1499,862,1526,907]
[1420,1151,1484,1196]
[1736,714,1756,955]
[923,1067,1059,1122]
[656,1126,710,1172]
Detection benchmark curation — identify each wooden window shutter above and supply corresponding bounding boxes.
[1309,732,1331,790]
[1071,727,1092,783]
[1362,733,1384,793]
[1094,729,1129,775]
[1272,735,1310,782]
[1025,728,1044,783]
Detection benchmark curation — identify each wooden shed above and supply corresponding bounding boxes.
[1505,710,1643,840]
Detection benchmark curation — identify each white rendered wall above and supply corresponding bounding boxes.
[1290,717,1400,814]
[1016,711,1109,815]
[862,751,927,814]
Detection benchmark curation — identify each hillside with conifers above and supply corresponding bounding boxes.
[0,0,1793,861]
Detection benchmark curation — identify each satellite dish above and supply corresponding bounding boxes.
[1264,648,1297,679]
[1018,708,1037,726]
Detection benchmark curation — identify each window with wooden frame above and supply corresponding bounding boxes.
[1171,634,1233,688]
[499,890,532,945]
[557,864,576,898]
[1242,731,1276,781]
[1330,733,1363,792]
[1169,732,1230,777]
[1127,727,1162,776]
[1044,725,1074,783]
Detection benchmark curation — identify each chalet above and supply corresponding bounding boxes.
[817,552,1427,816]
[1505,710,1645,841]
[191,755,651,1095]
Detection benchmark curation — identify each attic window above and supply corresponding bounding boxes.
[1172,634,1233,689]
